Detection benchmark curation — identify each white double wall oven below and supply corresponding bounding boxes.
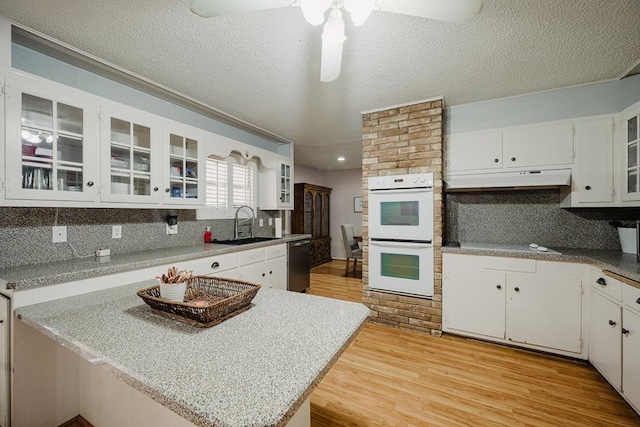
[368,173,435,298]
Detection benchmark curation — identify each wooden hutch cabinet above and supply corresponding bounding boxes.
[292,183,332,267]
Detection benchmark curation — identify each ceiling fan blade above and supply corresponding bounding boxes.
[376,0,482,23]
[190,0,294,18]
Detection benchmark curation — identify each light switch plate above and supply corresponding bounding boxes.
[259,218,264,227]
[112,225,122,239]
[166,224,178,235]
[268,218,273,226]
[52,226,67,243]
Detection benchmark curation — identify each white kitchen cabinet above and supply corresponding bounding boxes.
[560,116,615,207]
[180,252,239,279]
[259,160,294,210]
[622,308,640,411]
[0,295,8,427]
[502,122,574,169]
[266,244,287,290]
[443,254,586,358]
[162,121,205,206]
[621,102,640,203]
[589,289,622,390]
[445,130,503,172]
[442,268,506,339]
[100,103,162,204]
[4,72,100,203]
[238,244,288,289]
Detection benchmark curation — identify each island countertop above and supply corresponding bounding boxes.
[16,282,370,427]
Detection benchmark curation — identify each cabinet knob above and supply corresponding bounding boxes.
[622,328,630,335]
[165,188,170,193]
[585,186,591,190]
[269,271,273,275]
[511,157,516,162]
[609,320,617,326]
[262,273,266,277]
[494,158,499,163]
[211,262,220,269]
[496,284,502,290]
[87,181,94,187]
[514,287,520,292]
[636,297,640,305]
[596,277,607,286]
[153,187,159,192]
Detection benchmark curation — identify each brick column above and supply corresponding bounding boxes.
[361,98,443,336]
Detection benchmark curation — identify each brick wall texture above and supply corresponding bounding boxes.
[361,99,444,336]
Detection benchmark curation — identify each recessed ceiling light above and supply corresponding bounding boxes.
[337,156,345,161]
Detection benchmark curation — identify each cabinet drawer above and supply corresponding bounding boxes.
[590,269,623,301]
[184,253,238,276]
[624,284,640,314]
[482,256,536,273]
[266,244,286,259]
[239,248,266,266]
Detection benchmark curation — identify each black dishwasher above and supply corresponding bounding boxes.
[287,239,310,292]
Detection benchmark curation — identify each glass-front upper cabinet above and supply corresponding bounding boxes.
[279,162,293,209]
[162,122,204,206]
[622,104,640,202]
[100,103,161,204]
[4,73,99,202]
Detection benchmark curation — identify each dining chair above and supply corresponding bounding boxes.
[341,224,362,277]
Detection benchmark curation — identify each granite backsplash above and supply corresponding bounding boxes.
[445,190,640,251]
[0,207,280,269]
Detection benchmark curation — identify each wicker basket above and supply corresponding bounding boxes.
[137,276,261,327]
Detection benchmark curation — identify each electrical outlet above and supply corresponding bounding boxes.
[52,226,67,243]
[166,224,178,235]
[112,225,122,239]
[259,218,264,227]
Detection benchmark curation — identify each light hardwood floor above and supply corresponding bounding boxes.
[309,260,640,427]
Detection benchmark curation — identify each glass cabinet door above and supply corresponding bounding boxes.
[163,125,203,206]
[314,192,322,237]
[322,193,330,236]
[304,190,313,234]
[100,105,160,204]
[279,163,292,207]
[623,108,640,202]
[5,75,98,202]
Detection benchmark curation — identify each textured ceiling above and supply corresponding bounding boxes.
[1,0,639,171]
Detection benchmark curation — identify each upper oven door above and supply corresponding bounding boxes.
[368,188,433,241]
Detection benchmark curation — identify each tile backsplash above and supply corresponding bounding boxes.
[0,208,279,269]
[445,190,640,251]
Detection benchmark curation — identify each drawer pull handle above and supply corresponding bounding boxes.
[609,320,616,326]
[596,277,607,286]
[622,328,630,335]
[585,185,591,190]
[211,262,220,269]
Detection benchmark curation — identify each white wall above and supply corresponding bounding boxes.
[324,169,363,259]
[293,164,326,186]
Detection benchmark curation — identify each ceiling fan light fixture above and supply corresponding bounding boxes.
[344,0,376,26]
[320,9,347,82]
[299,0,332,26]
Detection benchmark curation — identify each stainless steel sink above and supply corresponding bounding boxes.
[214,237,280,245]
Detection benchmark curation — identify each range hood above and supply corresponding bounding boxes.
[444,169,571,192]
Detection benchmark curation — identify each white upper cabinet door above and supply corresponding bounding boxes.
[442,268,506,339]
[589,290,622,390]
[445,130,503,172]
[621,103,640,202]
[572,117,615,204]
[622,308,640,411]
[506,273,583,353]
[162,122,205,206]
[4,73,100,202]
[100,104,162,204]
[503,122,574,169]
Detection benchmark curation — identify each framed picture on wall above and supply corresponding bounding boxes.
[354,196,363,213]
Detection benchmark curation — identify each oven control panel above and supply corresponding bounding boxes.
[369,173,433,190]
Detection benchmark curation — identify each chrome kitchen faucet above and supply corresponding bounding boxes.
[234,205,255,239]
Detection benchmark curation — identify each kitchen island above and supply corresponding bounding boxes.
[14,282,369,426]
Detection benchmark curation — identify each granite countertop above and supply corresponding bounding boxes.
[442,245,640,287]
[16,282,370,427]
[0,234,310,291]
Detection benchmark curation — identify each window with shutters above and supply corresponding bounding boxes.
[198,154,257,219]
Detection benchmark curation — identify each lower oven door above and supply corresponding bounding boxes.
[369,240,434,297]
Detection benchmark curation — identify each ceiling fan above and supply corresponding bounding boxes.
[190,0,483,82]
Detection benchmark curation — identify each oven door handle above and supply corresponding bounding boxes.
[370,239,432,248]
[369,187,432,194]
